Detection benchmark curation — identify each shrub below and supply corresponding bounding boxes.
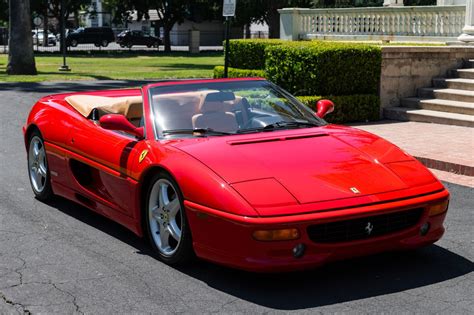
[297,95,380,124]
[213,66,265,79]
[227,39,284,70]
[265,41,382,96]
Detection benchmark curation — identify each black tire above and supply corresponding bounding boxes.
[27,130,53,201]
[127,42,133,48]
[144,171,193,265]
[119,44,125,48]
[101,40,109,47]
[70,39,78,47]
[147,43,152,48]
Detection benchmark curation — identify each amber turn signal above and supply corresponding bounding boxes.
[428,199,449,217]
[252,228,300,241]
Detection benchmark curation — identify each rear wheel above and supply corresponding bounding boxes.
[144,172,193,265]
[101,40,109,47]
[27,130,53,201]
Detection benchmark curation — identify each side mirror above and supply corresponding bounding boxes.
[99,114,144,139]
[316,100,335,118]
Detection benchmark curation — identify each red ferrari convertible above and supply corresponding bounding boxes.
[24,78,449,271]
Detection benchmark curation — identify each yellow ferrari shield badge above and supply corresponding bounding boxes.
[139,149,148,163]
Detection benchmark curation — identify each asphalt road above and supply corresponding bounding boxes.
[1,82,473,314]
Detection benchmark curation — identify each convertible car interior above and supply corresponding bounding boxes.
[65,91,249,133]
[65,95,144,126]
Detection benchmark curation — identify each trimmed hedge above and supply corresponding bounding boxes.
[297,95,380,124]
[227,39,284,70]
[213,66,265,79]
[265,41,382,96]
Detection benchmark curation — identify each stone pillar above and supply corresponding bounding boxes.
[383,0,404,6]
[279,8,306,40]
[459,0,474,42]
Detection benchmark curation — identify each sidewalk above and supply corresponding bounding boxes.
[351,120,474,188]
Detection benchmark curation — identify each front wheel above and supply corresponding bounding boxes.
[70,39,78,47]
[101,40,109,47]
[27,130,53,201]
[144,172,193,265]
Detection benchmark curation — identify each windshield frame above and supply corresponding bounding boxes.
[146,79,327,140]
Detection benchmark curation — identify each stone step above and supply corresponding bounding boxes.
[456,68,474,79]
[401,98,474,115]
[417,88,474,103]
[384,107,474,127]
[432,78,474,90]
[465,59,474,68]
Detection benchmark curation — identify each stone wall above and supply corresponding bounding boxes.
[380,46,474,111]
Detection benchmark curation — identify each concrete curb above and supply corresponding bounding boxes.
[415,156,473,176]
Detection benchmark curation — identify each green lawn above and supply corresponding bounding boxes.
[0,52,223,82]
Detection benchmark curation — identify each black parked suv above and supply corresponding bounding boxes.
[66,27,115,47]
[116,30,162,48]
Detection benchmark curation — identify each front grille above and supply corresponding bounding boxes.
[307,208,424,243]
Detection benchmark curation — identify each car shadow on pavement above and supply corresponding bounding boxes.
[178,246,473,309]
[45,196,473,310]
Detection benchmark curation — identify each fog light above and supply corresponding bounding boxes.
[252,228,299,241]
[428,199,449,217]
[293,243,306,258]
[420,222,430,236]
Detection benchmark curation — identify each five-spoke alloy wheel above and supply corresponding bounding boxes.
[145,172,193,264]
[28,131,53,201]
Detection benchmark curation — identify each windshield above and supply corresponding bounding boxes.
[149,80,326,139]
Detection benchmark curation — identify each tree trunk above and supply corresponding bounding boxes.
[245,24,251,39]
[43,3,48,47]
[267,7,280,39]
[164,24,172,52]
[7,0,37,75]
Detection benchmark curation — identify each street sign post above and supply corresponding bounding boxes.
[58,0,71,71]
[223,0,236,17]
[223,0,236,78]
[33,16,42,50]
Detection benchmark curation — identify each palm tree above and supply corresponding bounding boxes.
[7,0,37,75]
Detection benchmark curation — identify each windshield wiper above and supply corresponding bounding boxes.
[162,128,233,136]
[262,121,319,130]
[237,121,319,134]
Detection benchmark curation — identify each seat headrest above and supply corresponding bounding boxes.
[204,91,235,102]
[200,101,225,113]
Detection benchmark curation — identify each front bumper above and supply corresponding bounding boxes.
[185,188,449,272]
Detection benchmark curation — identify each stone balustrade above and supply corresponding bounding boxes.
[280,6,466,42]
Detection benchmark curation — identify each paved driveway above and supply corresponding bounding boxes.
[0,82,472,314]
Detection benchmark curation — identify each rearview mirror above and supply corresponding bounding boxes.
[316,100,335,118]
[99,114,144,139]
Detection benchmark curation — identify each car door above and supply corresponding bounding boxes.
[67,117,142,217]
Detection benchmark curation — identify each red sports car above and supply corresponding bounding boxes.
[24,78,449,272]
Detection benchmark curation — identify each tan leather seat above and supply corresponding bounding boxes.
[65,95,143,125]
[192,98,239,133]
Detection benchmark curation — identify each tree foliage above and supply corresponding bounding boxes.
[104,0,222,51]
[235,0,313,38]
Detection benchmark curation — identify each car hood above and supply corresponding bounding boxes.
[169,125,437,209]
